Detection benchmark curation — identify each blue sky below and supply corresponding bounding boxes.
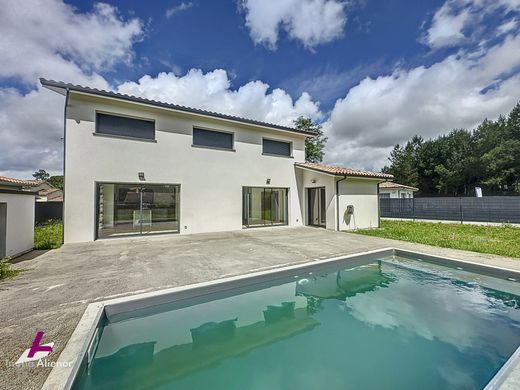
[74,0,446,110]
[1,0,519,178]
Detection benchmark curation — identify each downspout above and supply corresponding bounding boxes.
[61,88,70,244]
[335,175,347,231]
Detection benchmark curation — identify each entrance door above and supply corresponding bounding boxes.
[0,203,6,258]
[307,187,326,227]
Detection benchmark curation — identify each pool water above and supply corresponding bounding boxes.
[75,256,520,390]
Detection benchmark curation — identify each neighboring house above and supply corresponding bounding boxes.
[379,182,418,198]
[41,79,393,244]
[0,176,39,191]
[25,182,64,202]
[0,177,36,258]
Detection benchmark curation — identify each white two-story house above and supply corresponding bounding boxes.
[41,79,392,243]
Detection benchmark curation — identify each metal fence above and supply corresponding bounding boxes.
[35,201,63,225]
[380,196,520,224]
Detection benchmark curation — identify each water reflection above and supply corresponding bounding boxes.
[295,262,395,314]
[344,261,520,357]
[83,301,317,389]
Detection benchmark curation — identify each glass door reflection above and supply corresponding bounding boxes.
[243,187,288,227]
[97,183,179,239]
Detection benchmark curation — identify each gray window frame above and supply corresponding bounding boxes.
[192,127,235,151]
[95,111,156,141]
[262,137,293,158]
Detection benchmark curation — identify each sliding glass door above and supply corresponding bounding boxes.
[243,187,288,227]
[307,187,326,227]
[97,183,179,239]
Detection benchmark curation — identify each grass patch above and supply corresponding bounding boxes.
[34,221,63,250]
[351,220,520,258]
[0,257,21,280]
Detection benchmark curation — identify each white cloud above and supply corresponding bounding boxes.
[497,18,518,35]
[424,2,471,48]
[423,0,520,49]
[325,33,520,170]
[117,69,322,127]
[0,1,143,178]
[0,0,143,85]
[240,0,347,50]
[166,2,194,18]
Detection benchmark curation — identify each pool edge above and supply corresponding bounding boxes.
[40,246,520,390]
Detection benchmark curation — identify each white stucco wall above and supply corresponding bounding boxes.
[0,193,35,257]
[64,93,307,243]
[338,178,380,230]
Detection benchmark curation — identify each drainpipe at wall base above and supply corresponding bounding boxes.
[336,175,347,231]
[61,88,69,244]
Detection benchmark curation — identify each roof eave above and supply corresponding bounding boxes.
[294,164,393,180]
[40,78,318,138]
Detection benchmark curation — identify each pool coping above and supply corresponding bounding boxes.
[41,247,520,390]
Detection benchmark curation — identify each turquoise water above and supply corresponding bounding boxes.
[75,256,520,390]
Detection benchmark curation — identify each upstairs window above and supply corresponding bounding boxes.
[263,138,291,157]
[96,113,155,140]
[193,128,233,150]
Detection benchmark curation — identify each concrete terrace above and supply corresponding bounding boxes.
[1,227,520,390]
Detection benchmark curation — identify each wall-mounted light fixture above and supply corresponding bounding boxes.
[266,178,271,184]
[311,178,317,184]
[138,172,146,181]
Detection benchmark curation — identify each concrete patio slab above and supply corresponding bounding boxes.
[1,227,519,390]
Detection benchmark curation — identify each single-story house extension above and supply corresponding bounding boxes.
[41,79,393,244]
[379,182,418,198]
[0,177,36,258]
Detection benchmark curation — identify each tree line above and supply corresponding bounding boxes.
[382,103,520,196]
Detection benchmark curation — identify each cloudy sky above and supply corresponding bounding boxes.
[1,0,520,178]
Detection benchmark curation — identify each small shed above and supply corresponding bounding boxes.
[0,189,36,258]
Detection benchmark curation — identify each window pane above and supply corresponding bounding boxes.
[97,113,155,139]
[263,139,291,156]
[97,183,179,238]
[193,128,233,149]
[271,188,287,224]
[141,184,179,235]
[243,187,287,227]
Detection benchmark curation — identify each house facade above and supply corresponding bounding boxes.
[42,79,392,244]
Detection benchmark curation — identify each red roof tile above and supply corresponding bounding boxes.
[295,162,394,179]
[0,176,40,186]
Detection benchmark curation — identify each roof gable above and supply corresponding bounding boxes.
[40,79,317,137]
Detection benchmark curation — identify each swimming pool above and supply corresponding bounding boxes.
[49,249,520,389]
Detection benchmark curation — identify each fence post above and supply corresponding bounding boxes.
[412,197,415,221]
[459,197,463,224]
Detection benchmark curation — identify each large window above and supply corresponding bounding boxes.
[96,183,179,238]
[193,128,233,150]
[243,187,288,227]
[96,113,155,140]
[262,139,291,157]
